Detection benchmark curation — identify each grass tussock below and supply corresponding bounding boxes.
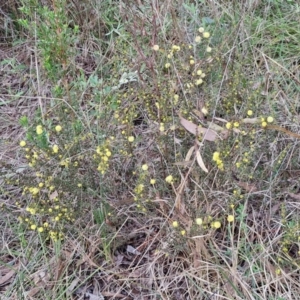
[1,0,300,299]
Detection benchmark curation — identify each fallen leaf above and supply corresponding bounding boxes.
[179,116,199,135]
[179,115,218,141]
[206,121,226,132]
[173,161,193,167]
[66,277,80,296]
[288,192,300,201]
[0,268,16,285]
[241,117,260,124]
[49,190,58,200]
[185,146,195,162]
[214,117,228,123]
[237,181,257,192]
[126,245,141,255]
[26,287,41,297]
[196,151,208,173]
[84,292,104,300]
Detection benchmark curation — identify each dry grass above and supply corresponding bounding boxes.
[1,0,300,299]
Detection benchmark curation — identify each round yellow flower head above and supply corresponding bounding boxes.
[31,224,37,230]
[203,32,210,38]
[150,179,156,185]
[142,164,148,171]
[165,175,173,183]
[171,45,180,51]
[165,63,171,69]
[275,268,281,275]
[20,140,26,147]
[36,125,43,135]
[227,215,234,222]
[195,36,201,43]
[52,145,59,153]
[172,221,179,228]
[247,110,253,116]
[212,221,221,229]
[152,44,159,51]
[225,122,232,129]
[201,107,208,115]
[212,152,220,161]
[128,136,135,142]
[55,125,62,132]
[180,230,186,236]
[196,218,203,225]
[261,121,267,128]
[195,79,203,85]
[206,46,212,53]
[267,116,274,123]
[198,27,204,33]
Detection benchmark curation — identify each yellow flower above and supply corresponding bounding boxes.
[197,69,202,76]
[55,125,62,132]
[52,145,59,153]
[142,164,148,171]
[128,136,135,142]
[196,218,203,225]
[226,122,232,129]
[247,110,253,116]
[172,221,179,228]
[212,152,220,161]
[165,175,173,183]
[261,121,267,128]
[206,46,212,53]
[150,179,156,185]
[31,224,37,230]
[195,36,201,43]
[31,187,39,195]
[38,227,44,233]
[171,45,180,51]
[198,27,204,33]
[165,63,171,68]
[275,268,281,275]
[180,230,186,236]
[20,140,26,147]
[152,44,159,51]
[195,79,203,85]
[227,215,234,222]
[201,107,208,115]
[233,122,239,128]
[212,221,221,229]
[267,116,274,123]
[190,59,195,65]
[203,32,210,38]
[36,125,43,135]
